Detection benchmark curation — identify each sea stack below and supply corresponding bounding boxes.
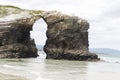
[0,5,99,60]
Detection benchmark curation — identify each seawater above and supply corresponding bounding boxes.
[0,51,120,80]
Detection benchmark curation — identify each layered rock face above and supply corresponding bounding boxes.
[0,21,38,58]
[0,5,99,60]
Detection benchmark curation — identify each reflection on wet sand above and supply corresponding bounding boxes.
[0,73,27,80]
[42,60,88,80]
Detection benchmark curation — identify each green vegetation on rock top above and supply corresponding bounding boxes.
[0,5,21,9]
[0,5,43,18]
[29,10,43,15]
[0,5,22,18]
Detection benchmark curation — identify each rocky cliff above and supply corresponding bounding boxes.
[0,5,41,58]
[0,5,99,60]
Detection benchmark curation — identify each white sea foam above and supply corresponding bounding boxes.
[3,64,21,70]
[100,56,120,63]
[37,51,46,59]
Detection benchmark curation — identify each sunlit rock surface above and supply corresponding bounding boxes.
[0,5,99,60]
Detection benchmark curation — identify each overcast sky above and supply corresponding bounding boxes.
[0,0,120,50]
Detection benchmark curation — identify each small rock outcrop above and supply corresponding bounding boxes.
[0,5,99,60]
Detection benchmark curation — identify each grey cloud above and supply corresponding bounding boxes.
[103,8,120,18]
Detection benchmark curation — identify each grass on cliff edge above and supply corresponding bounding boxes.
[0,5,43,17]
[0,5,21,9]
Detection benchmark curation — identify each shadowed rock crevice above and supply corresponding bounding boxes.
[0,22,38,58]
[0,5,99,60]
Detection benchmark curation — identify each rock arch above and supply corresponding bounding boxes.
[30,18,47,46]
[0,10,98,60]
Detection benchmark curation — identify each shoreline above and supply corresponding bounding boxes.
[0,73,27,80]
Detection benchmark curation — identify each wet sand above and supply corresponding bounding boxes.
[0,73,27,80]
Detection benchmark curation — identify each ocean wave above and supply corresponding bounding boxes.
[100,56,120,63]
[3,64,21,70]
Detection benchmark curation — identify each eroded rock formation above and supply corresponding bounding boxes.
[0,5,99,60]
[42,12,98,60]
[0,21,38,58]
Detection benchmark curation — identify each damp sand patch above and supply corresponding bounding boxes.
[0,73,27,80]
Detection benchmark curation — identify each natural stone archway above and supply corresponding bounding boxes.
[30,18,47,48]
[0,5,99,60]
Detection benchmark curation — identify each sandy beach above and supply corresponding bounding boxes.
[0,54,120,80]
[0,73,27,80]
